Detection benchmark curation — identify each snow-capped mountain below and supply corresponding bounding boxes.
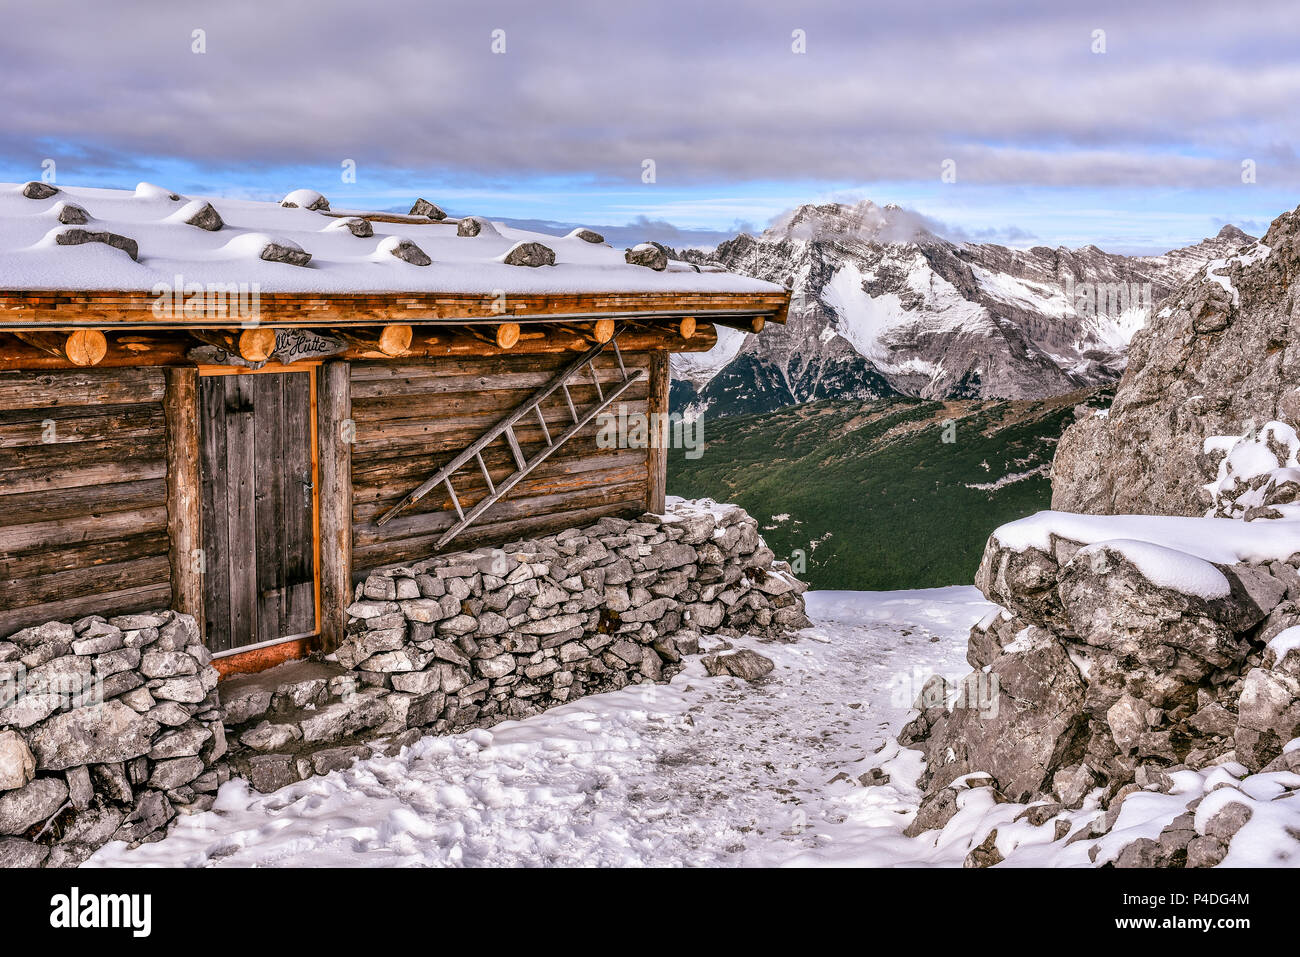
[672,202,1254,418]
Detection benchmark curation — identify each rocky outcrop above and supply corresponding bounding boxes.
[0,611,222,868]
[1053,206,1300,515]
[902,490,1300,865]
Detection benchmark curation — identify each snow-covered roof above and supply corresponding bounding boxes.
[0,182,783,298]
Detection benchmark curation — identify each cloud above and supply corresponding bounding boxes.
[2,0,1300,191]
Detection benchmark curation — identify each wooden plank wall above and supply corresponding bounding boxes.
[350,350,652,571]
[0,368,172,636]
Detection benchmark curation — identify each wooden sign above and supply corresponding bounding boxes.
[186,329,345,369]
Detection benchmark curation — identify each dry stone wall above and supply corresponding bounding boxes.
[0,500,809,866]
[0,610,223,868]
[333,500,810,732]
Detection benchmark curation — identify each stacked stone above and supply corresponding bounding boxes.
[0,611,222,868]
[338,501,810,734]
[902,530,1300,867]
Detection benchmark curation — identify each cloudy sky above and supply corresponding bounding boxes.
[3,0,1297,252]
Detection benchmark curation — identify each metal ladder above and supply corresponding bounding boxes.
[375,327,645,548]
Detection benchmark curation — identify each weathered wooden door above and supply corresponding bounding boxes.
[199,370,318,654]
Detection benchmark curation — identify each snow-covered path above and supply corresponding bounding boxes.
[87,588,992,868]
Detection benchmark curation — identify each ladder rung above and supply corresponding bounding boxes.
[504,425,526,469]
[444,478,464,520]
[534,405,552,445]
[435,366,646,549]
[476,452,495,495]
[611,338,628,380]
[376,326,630,530]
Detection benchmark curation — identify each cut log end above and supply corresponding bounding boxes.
[496,322,521,349]
[65,330,108,366]
[238,327,278,363]
[593,318,616,344]
[678,317,697,340]
[378,324,413,356]
[751,316,766,333]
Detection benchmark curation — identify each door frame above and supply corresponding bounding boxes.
[197,361,323,677]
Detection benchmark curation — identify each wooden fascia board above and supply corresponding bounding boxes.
[0,289,791,331]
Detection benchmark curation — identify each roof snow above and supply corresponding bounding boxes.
[0,182,782,298]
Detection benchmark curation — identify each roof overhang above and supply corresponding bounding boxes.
[0,288,790,331]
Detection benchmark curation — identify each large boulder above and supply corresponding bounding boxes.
[920,626,1087,803]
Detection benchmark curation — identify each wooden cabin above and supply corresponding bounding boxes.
[0,182,788,676]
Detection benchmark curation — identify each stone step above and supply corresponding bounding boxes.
[219,658,357,726]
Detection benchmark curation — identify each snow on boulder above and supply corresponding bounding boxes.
[499,241,555,268]
[1074,539,1232,600]
[325,216,374,238]
[21,181,58,200]
[52,201,89,225]
[280,188,330,211]
[1204,421,1300,520]
[53,227,139,262]
[378,235,431,266]
[566,227,605,244]
[456,216,501,238]
[625,242,668,271]
[168,199,224,232]
[408,198,446,220]
[134,182,181,202]
[222,232,312,267]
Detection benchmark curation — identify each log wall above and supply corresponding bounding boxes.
[0,368,172,637]
[350,350,653,570]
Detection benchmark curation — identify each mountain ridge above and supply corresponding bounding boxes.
[671,202,1254,418]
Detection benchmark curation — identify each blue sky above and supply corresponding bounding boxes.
[3,0,1297,253]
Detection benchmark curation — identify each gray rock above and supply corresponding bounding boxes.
[65,765,93,810]
[388,238,432,266]
[570,228,604,244]
[25,700,159,771]
[409,198,446,220]
[0,777,67,835]
[702,649,775,681]
[625,243,668,271]
[55,228,139,261]
[457,216,500,238]
[149,721,213,759]
[260,240,312,267]
[476,653,517,679]
[183,201,224,231]
[0,731,35,791]
[0,837,49,867]
[500,241,555,267]
[22,181,58,199]
[149,675,207,703]
[221,686,273,725]
[141,650,198,678]
[1235,667,1300,769]
[921,629,1086,803]
[333,216,374,238]
[149,756,205,790]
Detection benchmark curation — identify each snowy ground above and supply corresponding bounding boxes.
[87,585,1300,868]
[87,588,992,868]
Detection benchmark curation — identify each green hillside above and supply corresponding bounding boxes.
[666,389,1109,591]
